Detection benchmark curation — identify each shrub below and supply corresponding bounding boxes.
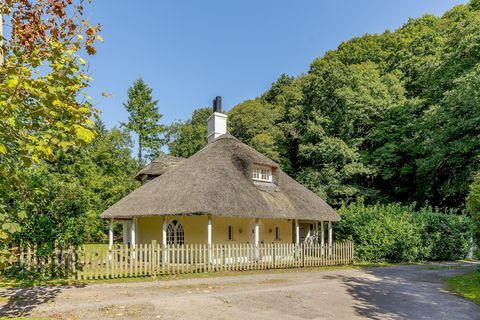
[335,201,474,263]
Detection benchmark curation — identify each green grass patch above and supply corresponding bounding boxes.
[446,271,480,305]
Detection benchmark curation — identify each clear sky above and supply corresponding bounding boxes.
[84,0,468,129]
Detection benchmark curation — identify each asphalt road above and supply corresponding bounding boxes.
[1,262,479,319]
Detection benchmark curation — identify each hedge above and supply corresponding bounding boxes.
[335,201,474,263]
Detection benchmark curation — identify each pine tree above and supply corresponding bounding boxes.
[122,79,165,162]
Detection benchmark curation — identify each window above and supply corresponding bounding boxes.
[228,225,233,241]
[275,227,280,240]
[167,220,184,245]
[253,166,272,182]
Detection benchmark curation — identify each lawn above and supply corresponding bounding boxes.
[446,271,480,305]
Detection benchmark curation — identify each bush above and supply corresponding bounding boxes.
[335,201,474,263]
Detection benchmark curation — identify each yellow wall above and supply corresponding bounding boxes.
[136,215,294,245]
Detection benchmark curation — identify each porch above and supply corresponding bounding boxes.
[109,215,335,250]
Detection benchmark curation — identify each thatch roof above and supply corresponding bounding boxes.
[101,134,339,221]
[135,154,184,181]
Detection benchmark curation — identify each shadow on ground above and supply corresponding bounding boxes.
[0,283,85,317]
[323,262,479,320]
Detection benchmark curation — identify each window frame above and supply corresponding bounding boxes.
[252,165,273,183]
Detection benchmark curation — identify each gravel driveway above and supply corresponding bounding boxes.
[1,262,479,320]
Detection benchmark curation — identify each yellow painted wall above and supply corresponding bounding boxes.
[136,215,294,245]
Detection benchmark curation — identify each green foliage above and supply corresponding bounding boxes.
[122,78,165,162]
[6,122,140,250]
[167,107,212,158]
[228,99,283,162]
[0,0,101,268]
[336,201,474,263]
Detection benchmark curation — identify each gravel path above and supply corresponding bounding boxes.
[0,262,479,319]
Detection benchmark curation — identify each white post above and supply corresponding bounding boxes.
[131,217,137,259]
[328,221,333,256]
[108,219,113,249]
[207,215,212,263]
[131,218,136,247]
[321,221,325,255]
[254,218,260,246]
[295,220,300,245]
[162,217,167,262]
[108,218,113,261]
[254,218,260,259]
[162,217,167,246]
[314,222,318,244]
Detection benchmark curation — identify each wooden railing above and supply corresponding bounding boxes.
[15,241,354,280]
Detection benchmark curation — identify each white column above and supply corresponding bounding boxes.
[207,215,212,263]
[328,221,333,255]
[314,222,318,244]
[108,219,113,249]
[321,221,325,255]
[254,218,260,246]
[131,217,136,247]
[295,220,300,245]
[162,217,167,246]
[207,215,212,245]
[162,217,167,262]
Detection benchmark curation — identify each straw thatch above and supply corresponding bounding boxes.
[135,154,184,181]
[101,134,339,221]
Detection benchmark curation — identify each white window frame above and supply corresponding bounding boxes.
[252,165,273,182]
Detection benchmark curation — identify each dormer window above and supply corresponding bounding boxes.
[253,165,273,182]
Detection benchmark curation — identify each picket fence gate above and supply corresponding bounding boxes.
[16,241,354,280]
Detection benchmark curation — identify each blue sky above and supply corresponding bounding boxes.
[84,0,467,129]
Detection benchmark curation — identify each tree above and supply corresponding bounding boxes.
[228,99,283,162]
[122,79,165,162]
[9,121,140,248]
[167,108,211,158]
[50,121,141,242]
[0,0,101,267]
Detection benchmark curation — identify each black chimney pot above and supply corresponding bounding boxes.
[213,96,222,113]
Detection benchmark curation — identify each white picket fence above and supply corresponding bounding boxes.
[16,241,354,280]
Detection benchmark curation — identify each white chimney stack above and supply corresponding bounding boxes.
[207,96,227,143]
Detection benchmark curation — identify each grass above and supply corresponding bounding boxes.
[446,271,480,305]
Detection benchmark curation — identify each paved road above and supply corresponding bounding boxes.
[0,262,479,319]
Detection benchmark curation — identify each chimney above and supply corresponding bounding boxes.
[207,96,228,143]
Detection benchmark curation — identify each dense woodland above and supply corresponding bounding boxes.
[1,1,480,269]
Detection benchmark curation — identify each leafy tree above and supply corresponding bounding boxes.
[228,99,283,162]
[167,107,211,158]
[122,79,165,162]
[49,121,141,242]
[0,0,100,267]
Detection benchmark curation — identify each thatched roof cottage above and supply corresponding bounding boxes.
[101,97,340,249]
